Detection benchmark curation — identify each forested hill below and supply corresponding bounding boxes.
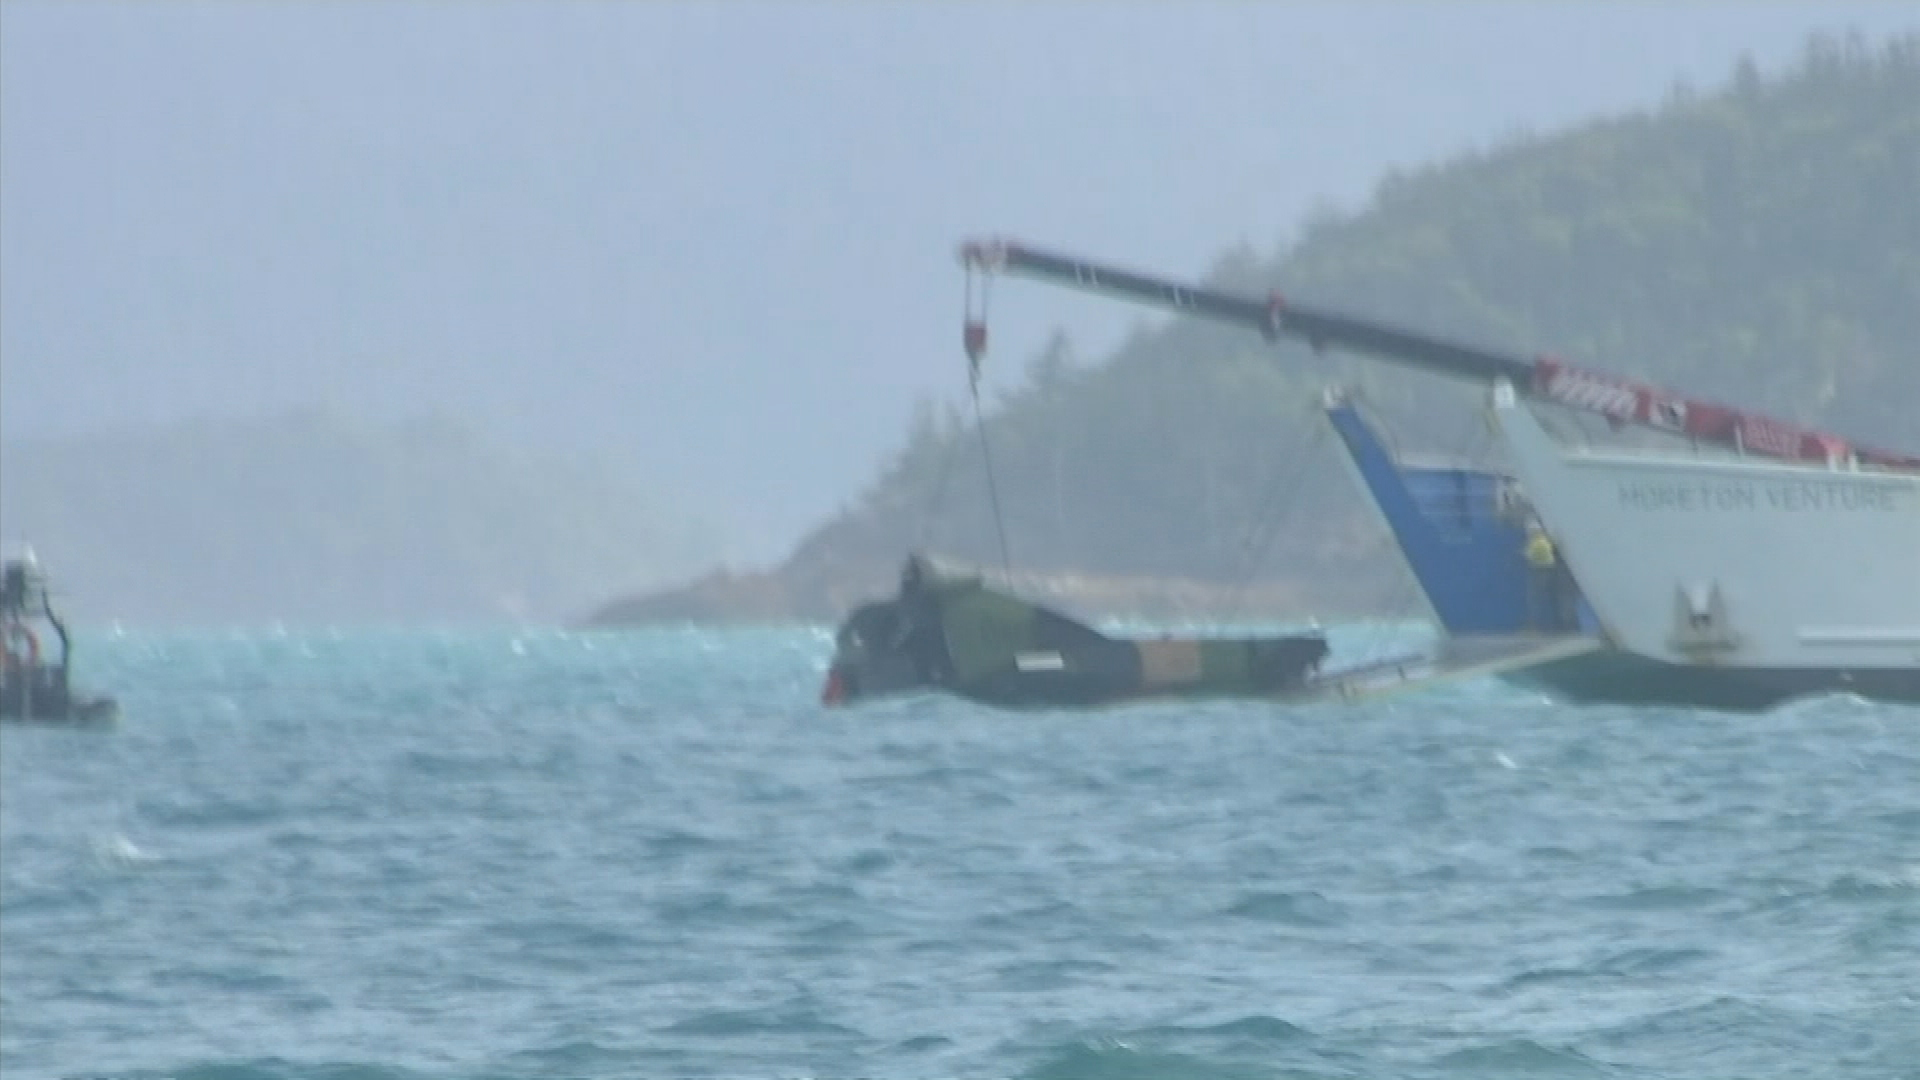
[586,32,1920,625]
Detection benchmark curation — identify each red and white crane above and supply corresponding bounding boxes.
[957,236,1920,472]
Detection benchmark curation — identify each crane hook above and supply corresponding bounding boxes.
[1262,292,1287,343]
[964,319,988,366]
[963,262,992,384]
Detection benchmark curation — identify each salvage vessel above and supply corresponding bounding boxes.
[1485,382,1920,708]
[950,235,1919,710]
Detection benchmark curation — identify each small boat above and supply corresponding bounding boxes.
[2,549,119,729]
[820,554,1333,708]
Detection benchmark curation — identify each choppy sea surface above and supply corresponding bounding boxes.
[2,623,1917,1080]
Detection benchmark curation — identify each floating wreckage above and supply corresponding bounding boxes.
[817,554,1531,709]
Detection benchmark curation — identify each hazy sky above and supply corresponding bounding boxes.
[6,1,1916,563]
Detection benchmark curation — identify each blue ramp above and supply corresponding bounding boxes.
[1324,400,1594,636]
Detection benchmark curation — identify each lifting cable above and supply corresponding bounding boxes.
[1354,389,1500,662]
[963,263,1016,579]
[913,416,963,552]
[1228,413,1329,620]
[1366,392,1436,650]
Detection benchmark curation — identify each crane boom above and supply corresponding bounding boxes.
[958,236,1920,472]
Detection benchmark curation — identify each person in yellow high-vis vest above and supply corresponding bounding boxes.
[1524,521,1565,632]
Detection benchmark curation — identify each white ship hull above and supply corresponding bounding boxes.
[1487,384,1920,707]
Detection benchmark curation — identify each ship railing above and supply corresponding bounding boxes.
[1533,403,1915,476]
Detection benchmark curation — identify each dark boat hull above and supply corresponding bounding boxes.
[823,556,1330,709]
[1,695,119,729]
[930,634,1335,709]
[1508,648,1920,712]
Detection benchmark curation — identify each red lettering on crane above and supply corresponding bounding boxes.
[1534,357,1641,420]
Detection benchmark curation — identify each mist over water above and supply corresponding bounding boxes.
[7,2,1915,558]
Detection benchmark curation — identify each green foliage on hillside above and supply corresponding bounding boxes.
[798,31,1920,613]
[0,409,722,625]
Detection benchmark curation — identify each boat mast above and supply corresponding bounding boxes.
[958,236,1920,471]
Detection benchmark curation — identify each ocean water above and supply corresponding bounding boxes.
[2,624,1917,1080]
